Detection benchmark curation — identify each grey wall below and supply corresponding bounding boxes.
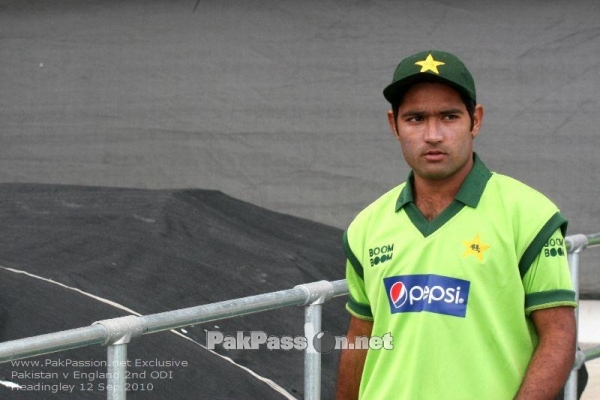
[1,0,599,295]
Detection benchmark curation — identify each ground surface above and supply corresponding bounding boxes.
[0,184,347,398]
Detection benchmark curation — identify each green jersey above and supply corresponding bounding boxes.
[344,154,576,399]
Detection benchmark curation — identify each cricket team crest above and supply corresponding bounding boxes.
[462,233,491,262]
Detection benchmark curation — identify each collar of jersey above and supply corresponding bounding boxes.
[396,153,492,236]
[395,153,492,212]
[394,153,492,237]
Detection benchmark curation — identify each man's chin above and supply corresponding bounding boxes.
[416,166,454,181]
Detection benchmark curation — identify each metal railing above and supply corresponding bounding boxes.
[0,232,599,400]
[565,232,600,399]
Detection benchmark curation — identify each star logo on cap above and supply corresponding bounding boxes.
[415,54,445,74]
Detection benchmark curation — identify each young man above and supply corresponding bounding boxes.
[336,50,577,399]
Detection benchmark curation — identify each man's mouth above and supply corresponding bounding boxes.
[423,151,445,161]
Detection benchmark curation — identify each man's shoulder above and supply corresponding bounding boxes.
[487,172,557,206]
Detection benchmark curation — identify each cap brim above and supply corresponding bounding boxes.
[383,73,472,105]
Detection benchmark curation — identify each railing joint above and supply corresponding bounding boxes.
[93,315,144,346]
[295,280,335,305]
[573,349,586,370]
[566,234,588,254]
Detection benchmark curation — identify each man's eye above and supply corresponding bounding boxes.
[443,114,459,120]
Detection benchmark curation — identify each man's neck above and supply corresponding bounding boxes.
[412,160,473,221]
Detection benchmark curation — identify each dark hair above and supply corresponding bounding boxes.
[391,87,476,131]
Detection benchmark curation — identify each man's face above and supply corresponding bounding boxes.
[388,82,483,182]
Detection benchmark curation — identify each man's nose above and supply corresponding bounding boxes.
[423,119,443,142]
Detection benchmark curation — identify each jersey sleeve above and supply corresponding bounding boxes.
[522,228,577,315]
[343,229,373,321]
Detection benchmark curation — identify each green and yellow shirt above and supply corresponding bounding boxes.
[344,154,576,399]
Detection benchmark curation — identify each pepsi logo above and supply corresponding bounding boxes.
[390,281,408,308]
[383,274,471,318]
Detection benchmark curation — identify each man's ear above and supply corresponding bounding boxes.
[471,105,484,139]
[387,110,400,140]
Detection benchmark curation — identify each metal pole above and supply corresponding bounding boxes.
[107,343,128,400]
[142,287,312,334]
[569,249,581,327]
[93,316,144,400]
[564,249,580,400]
[0,325,107,363]
[564,233,587,400]
[584,345,600,361]
[304,303,323,400]
[0,280,349,365]
[295,281,335,400]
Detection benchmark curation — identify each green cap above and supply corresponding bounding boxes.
[383,50,476,104]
